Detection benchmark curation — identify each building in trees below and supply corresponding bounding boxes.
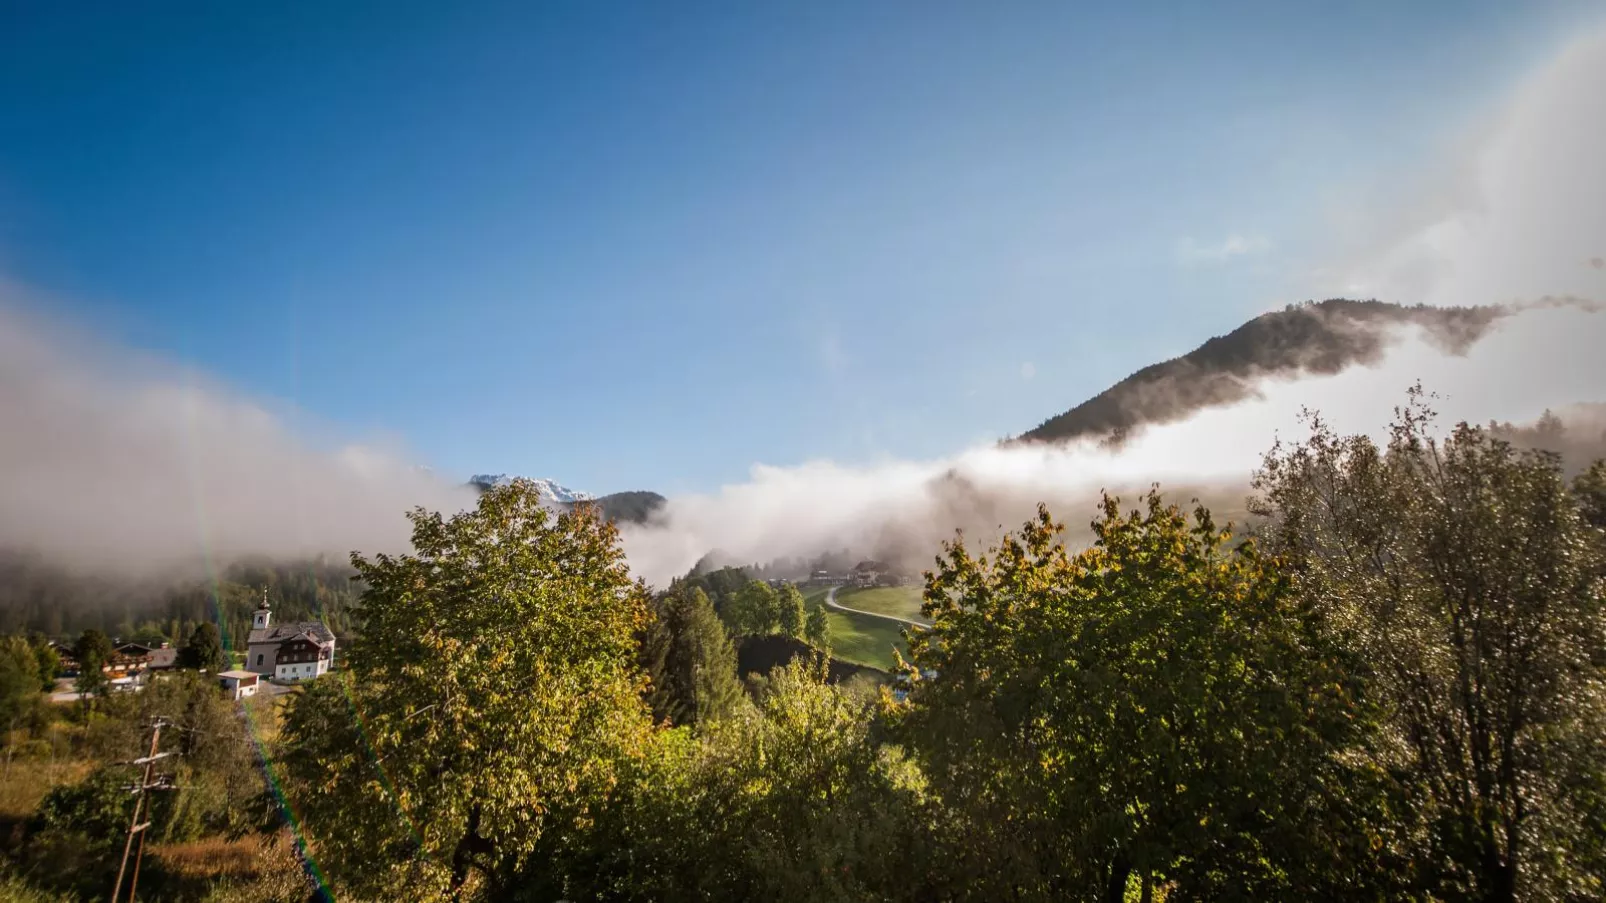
[147,643,177,671]
[244,594,335,681]
[852,560,884,587]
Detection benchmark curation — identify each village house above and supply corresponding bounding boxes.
[108,642,156,678]
[217,670,260,700]
[48,640,78,675]
[147,643,178,671]
[244,594,336,682]
[852,560,886,588]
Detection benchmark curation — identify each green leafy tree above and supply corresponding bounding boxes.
[0,636,41,728]
[775,583,806,639]
[279,478,656,900]
[1252,392,1606,900]
[726,580,778,636]
[128,623,169,647]
[895,493,1390,901]
[73,628,112,698]
[553,658,932,902]
[642,586,746,727]
[34,764,132,838]
[178,622,227,672]
[1576,458,1606,531]
[804,604,830,650]
[32,640,60,691]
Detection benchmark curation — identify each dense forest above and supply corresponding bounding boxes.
[0,555,362,649]
[581,490,667,525]
[1,391,1604,902]
[1014,299,1504,444]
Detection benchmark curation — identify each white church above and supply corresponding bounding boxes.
[245,593,336,682]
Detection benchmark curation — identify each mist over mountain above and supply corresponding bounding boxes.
[1014,299,1505,446]
[467,475,667,526]
[468,474,593,504]
[586,491,669,525]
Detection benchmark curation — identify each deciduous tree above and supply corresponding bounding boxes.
[804,604,830,650]
[727,580,778,636]
[1252,392,1606,900]
[896,492,1389,901]
[178,622,227,673]
[279,478,656,900]
[73,628,112,699]
[31,640,59,692]
[775,583,806,638]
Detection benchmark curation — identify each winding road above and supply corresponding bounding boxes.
[824,585,930,628]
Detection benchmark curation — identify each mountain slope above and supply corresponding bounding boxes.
[467,475,665,525]
[587,491,667,525]
[1015,299,1503,445]
[468,474,592,504]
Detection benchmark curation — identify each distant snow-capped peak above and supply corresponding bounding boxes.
[468,474,593,505]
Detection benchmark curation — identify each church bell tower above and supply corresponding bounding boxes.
[252,586,272,630]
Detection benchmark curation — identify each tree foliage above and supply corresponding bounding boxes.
[805,603,831,650]
[775,582,806,639]
[548,659,932,902]
[726,580,779,636]
[73,628,112,698]
[1576,458,1606,531]
[178,621,227,672]
[1252,392,1606,900]
[279,478,657,900]
[32,641,59,692]
[641,586,746,727]
[895,492,1392,901]
[0,636,41,727]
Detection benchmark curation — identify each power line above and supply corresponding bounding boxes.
[110,717,181,903]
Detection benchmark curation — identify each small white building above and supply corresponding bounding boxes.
[244,594,336,682]
[217,670,260,700]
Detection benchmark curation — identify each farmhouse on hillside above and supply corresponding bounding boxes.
[245,594,336,682]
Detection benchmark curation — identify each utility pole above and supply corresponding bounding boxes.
[110,717,178,903]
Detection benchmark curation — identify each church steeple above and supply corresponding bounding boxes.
[252,586,272,630]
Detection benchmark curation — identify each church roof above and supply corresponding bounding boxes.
[247,621,335,646]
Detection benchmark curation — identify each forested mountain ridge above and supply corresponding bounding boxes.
[1014,298,1503,444]
[0,551,361,646]
[582,490,667,524]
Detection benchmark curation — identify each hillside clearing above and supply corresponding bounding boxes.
[834,586,927,623]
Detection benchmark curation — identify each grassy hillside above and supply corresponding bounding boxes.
[834,586,927,623]
[733,633,888,685]
[802,585,913,670]
[823,611,907,671]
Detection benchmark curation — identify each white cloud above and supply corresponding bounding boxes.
[619,25,1606,587]
[619,304,1606,585]
[1324,27,1606,309]
[1019,361,1037,381]
[1176,233,1271,264]
[0,298,477,574]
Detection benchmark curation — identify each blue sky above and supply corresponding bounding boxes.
[0,1,1597,494]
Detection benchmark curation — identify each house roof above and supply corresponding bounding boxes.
[247,621,335,646]
[217,670,259,681]
[148,647,177,668]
